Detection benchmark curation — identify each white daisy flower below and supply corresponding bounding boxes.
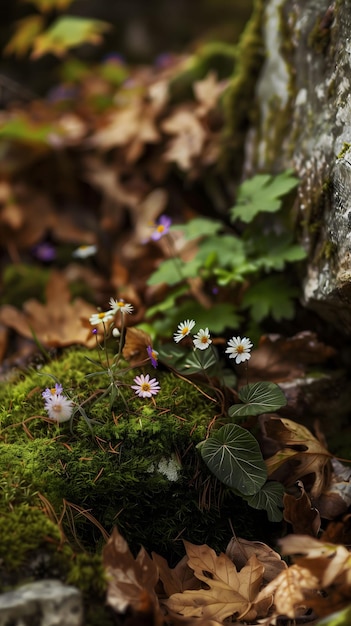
[173,319,196,343]
[44,393,74,422]
[89,311,114,326]
[109,298,134,315]
[193,328,212,350]
[72,244,97,259]
[225,336,253,364]
[131,374,160,398]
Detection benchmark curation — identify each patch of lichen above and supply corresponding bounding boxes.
[0,346,260,570]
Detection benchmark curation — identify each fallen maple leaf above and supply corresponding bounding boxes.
[0,270,97,348]
[163,540,267,622]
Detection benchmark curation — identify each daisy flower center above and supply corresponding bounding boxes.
[98,312,106,319]
[52,403,62,413]
[181,327,189,335]
[141,382,151,392]
[201,336,209,344]
[117,301,125,307]
[237,345,244,353]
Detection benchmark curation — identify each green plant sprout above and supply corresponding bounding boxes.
[145,170,307,338]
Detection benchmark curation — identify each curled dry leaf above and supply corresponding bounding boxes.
[255,563,320,619]
[276,534,351,618]
[260,415,332,499]
[283,480,321,536]
[314,458,351,520]
[103,526,160,617]
[225,536,287,584]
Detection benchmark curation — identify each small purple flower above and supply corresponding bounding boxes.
[32,242,56,262]
[147,345,159,368]
[42,383,63,400]
[150,215,172,241]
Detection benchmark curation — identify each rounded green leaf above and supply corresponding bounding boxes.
[197,424,267,496]
[228,382,287,417]
[245,481,284,522]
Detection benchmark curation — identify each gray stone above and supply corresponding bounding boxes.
[0,580,83,626]
[247,0,351,332]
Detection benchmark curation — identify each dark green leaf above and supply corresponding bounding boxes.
[245,481,284,522]
[229,381,286,417]
[171,217,222,240]
[241,275,299,322]
[197,424,267,495]
[230,170,299,224]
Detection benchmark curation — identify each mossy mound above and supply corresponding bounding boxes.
[0,347,260,581]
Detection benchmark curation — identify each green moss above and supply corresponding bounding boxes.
[1,264,50,307]
[0,504,61,573]
[307,7,334,54]
[0,347,261,567]
[221,0,265,174]
[337,142,351,160]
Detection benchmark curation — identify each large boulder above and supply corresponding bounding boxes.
[248,0,351,332]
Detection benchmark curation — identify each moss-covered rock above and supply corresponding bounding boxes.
[0,345,263,609]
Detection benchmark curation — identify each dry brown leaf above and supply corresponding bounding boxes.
[163,541,265,622]
[321,513,351,544]
[162,109,206,170]
[122,327,152,365]
[314,458,351,520]
[260,416,332,498]
[193,71,226,117]
[255,563,320,619]
[0,270,97,348]
[225,536,287,584]
[276,534,351,618]
[247,331,336,384]
[103,526,160,616]
[279,535,351,588]
[0,324,9,364]
[151,553,201,597]
[283,480,321,536]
